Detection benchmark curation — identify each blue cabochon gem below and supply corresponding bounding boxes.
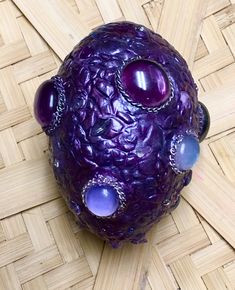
[84,184,120,217]
[174,135,200,171]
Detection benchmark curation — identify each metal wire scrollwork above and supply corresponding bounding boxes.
[44,76,66,135]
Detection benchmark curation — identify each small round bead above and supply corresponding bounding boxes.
[174,135,200,171]
[84,184,120,217]
[121,59,171,108]
[34,79,58,127]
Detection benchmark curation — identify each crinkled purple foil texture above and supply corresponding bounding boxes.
[49,22,200,247]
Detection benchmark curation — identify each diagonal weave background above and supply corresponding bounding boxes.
[0,0,235,289]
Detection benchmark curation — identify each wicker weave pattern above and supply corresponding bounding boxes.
[0,1,234,289]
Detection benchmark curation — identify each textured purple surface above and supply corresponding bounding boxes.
[34,22,210,247]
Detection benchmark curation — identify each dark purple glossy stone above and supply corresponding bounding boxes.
[121,59,171,107]
[34,80,58,127]
[198,102,210,142]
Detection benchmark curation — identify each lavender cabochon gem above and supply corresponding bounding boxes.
[84,184,120,217]
[174,135,200,171]
[82,175,126,218]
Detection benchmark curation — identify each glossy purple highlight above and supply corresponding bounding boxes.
[121,59,171,108]
[34,80,58,127]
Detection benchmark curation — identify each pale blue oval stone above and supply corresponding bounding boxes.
[84,184,119,217]
[175,135,200,171]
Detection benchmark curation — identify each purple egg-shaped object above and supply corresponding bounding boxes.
[34,22,210,247]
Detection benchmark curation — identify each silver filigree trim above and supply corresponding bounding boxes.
[198,103,204,136]
[81,175,126,219]
[115,56,175,112]
[162,193,180,209]
[162,199,171,207]
[45,76,66,135]
[169,129,199,175]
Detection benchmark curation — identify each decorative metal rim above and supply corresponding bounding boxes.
[115,56,175,113]
[162,198,171,207]
[81,175,126,219]
[44,76,66,135]
[162,193,180,209]
[169,129,199,174]
[198,102,205,136]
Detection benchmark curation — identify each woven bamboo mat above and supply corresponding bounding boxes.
[0,0,235,289]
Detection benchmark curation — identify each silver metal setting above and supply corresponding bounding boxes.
[198,103,204,135]
[162,194,180,209]
[45,76,66,135]
[169,129,199,175]
[115,56,175,112]
[162,199,171,207]
[81,175,126,219]
[69,200,81,216]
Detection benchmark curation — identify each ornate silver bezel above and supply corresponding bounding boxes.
[81,175,126,219]
[198,103,205,136]
[162,198,171,207]
[44,76,66,135]
[169,129,199,175]
[115,56,175,112]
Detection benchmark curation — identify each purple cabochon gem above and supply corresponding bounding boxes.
[84,184,120,217]
[34,79,58,127]
[121,59,171,108]
[174,135,200,171]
